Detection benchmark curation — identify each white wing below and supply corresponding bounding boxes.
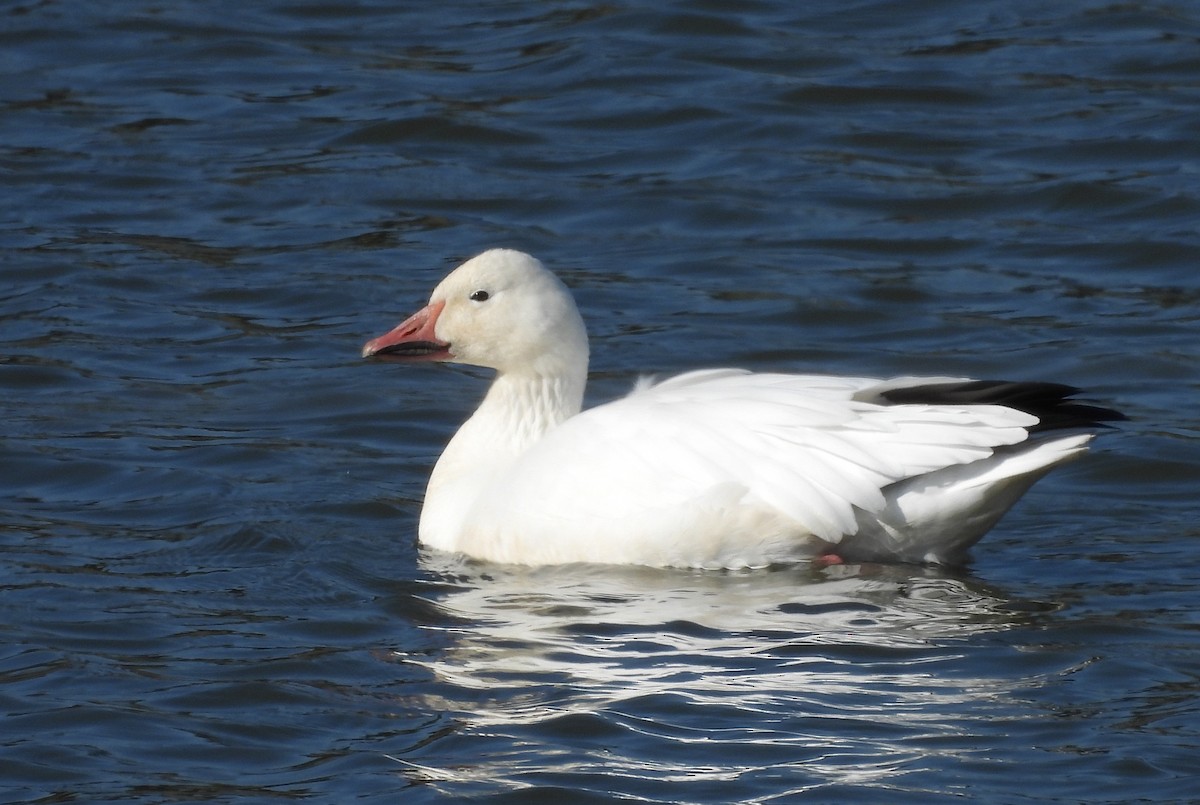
[461,370,1039,564]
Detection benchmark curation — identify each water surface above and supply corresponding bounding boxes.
[2,1,1199,802]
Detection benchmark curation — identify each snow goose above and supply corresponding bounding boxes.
[362,249,1122,568]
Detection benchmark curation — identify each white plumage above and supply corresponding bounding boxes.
[363,249,1120,568]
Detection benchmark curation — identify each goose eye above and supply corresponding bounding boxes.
[469,289,490,302]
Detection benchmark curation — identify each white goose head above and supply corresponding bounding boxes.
[362,249,590,378]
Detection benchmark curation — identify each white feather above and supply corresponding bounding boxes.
[363,249,1113,568]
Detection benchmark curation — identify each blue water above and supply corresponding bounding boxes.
[3,1,1199,802]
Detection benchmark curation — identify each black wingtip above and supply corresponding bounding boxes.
[878,380,1125,432]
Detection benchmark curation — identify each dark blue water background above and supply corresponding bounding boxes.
[3,1,1199,802]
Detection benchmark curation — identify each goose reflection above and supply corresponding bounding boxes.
[391,558,1059,797]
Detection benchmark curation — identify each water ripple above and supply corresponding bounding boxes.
[2,0,1198,801]
[393,559,1066,799]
